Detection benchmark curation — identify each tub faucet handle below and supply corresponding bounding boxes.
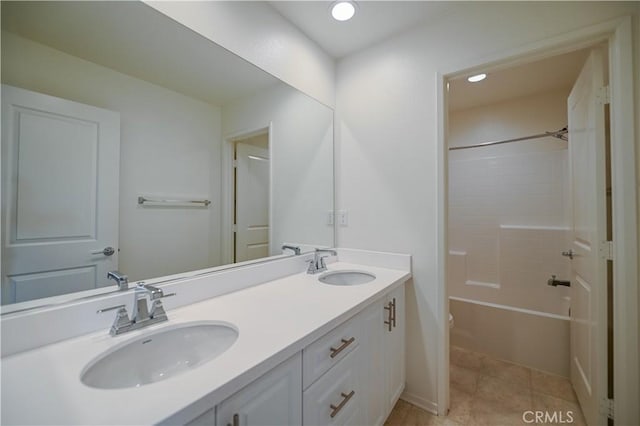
[548,275,571,287]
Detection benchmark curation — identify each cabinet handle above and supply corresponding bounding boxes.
[384,301,393,332]
[330,337,355,358]
[392,297,397,328]
[227,413,239,426]
[330,390,355,418]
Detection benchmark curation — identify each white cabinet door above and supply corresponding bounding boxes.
[216,353,302,426]
[383,285,405,411]
[360,303,385,426]
[1,85,120,304]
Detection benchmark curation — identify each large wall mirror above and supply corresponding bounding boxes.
[0,1,334,311]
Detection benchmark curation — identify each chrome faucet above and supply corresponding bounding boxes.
[282,245,301,255]
[97,282,175,336]
[307,248,337,274]
[133,284,156,322]
[107,270,129,291]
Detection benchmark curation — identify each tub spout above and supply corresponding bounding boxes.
[547,275,571,287]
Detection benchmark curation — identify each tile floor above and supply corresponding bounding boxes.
[384,346,586,426]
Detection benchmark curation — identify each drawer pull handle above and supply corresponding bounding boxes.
[330,390,355,418]
[330,337,355,358]
[227,413,239,426]
[384,301,393,331]
[392,297,397,328]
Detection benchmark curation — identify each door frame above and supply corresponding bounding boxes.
[435,16,638,422]
[221,123,273,264]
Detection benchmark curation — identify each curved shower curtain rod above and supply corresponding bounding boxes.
[448,127,568,151]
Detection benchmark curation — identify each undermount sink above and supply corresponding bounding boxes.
[81,321,238,389]
[318,270,376,286]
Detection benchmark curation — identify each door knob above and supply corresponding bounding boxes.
[91,246,116,256]
[561,249,575,259]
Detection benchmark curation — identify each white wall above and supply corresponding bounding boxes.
[335,2,639,412]
[449,90,570,151]
[145,1,335,108]
[2,31,223,283]
[448,90,571,315]
[222,83,334,254]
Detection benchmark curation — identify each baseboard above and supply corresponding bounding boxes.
[400,391,438,415]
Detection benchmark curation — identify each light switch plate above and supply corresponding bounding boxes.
[337,210,348,226]
[327,211,334,225]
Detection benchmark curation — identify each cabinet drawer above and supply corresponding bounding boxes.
[303,347,364,426]
[303,314,363,389]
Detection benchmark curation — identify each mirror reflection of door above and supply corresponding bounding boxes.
[1,85,120,304]
[234,134,270,263]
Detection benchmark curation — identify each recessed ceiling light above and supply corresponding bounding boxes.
[467,73,487,83]
[331,1,356,21]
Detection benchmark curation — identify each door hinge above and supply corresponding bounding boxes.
[597,85,610,105]
[232,160,238,168]
[232,224,237,233]
[600,397,614,419]
[600,240,614,260]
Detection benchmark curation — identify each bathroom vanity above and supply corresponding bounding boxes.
[1,249,410,425]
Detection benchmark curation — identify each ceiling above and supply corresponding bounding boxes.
[269,1,460,59]
[269,1,590,109]
[448,48,591,111]
[1,1,278,107]
[4,1,592,110]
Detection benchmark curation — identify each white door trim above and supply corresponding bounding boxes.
[221,124,273,264]
[435,16,638,422]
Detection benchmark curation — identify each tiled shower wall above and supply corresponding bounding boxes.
[448,145,572,316]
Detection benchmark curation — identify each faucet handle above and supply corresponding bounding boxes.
[97,304,131,335]
[136,282,176,300]
[149,292,175,320]
[97,304,126,313]
[306,258,317,273]
[316,249,336,269]
[318,254,331,270]
[149,299,168,320]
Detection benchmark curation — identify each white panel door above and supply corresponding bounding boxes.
[567,50,607,426]
[1,85,120,304]
[235,142,269,262]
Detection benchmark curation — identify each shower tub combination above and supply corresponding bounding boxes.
[447,146,572,378]
[449,296,570,377]
[448,224,572,378]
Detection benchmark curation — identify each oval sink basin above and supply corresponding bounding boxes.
[318,270,376,286]
[81,321,238,389]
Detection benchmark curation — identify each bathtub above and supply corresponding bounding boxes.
[449,296,570,377]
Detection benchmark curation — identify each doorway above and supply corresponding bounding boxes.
[446,46,606,425]
[436,17,638,426]
[229,130,270,263]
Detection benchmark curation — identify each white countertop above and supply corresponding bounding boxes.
[1,262,410,425]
